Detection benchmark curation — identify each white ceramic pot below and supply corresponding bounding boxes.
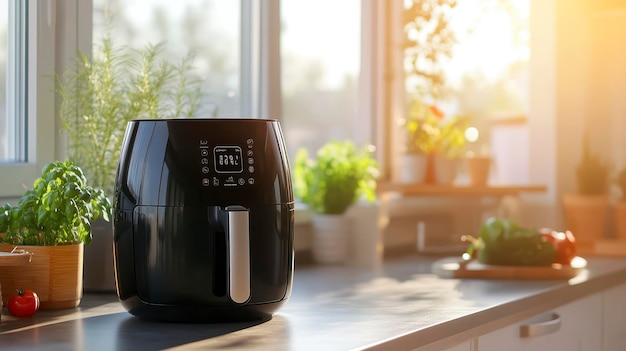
[311,214,351,264]
[346,202,386,268]
[399,154,428,184]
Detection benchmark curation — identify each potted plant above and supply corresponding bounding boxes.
[562,137,610,248]
[0,160,111,309]
[56,33,201,291]
[294,141,379,264]
[433,115,469,184]
[613,167,626,239]
[399,99,441,183]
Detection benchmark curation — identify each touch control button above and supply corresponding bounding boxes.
[200,149,209,157]
[248,178,255,185]
[248,166,255,173]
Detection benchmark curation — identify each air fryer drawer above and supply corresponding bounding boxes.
[132,205,292,305]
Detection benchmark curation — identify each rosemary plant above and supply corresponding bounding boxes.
[56,35,201,196]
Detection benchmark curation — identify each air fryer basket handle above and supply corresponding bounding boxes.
[226,205,250,304]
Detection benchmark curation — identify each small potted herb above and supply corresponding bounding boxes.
[0,160,111,309]
[433,115,469,184]
[562,137,610,246]
[575,140,610,195]
[399,99,441,183]
[294,141,379,263]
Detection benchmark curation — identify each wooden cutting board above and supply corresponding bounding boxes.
[432,256,587,280]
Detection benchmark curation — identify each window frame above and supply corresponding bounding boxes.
[0,0,92,198]
[6,0,28,162]
[0,1,55,197]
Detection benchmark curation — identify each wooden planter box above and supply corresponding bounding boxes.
[0,242,83,309]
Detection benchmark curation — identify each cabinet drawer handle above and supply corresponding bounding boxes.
[519,313,561,338]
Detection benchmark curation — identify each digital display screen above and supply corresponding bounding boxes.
[213,146,243,173]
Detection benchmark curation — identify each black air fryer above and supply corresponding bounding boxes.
[112,118,294,322]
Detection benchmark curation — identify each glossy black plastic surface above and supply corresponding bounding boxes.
[113,118,294,322]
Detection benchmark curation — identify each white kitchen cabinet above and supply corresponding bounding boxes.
[444,341,472,351]
[477,293,603,351]
[412,339,472,351]
[603,283,626,351]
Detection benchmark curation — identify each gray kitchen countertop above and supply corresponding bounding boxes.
[1,254,626,351]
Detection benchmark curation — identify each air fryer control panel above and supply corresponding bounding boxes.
[115,119,293,207]
[199,138,257,189]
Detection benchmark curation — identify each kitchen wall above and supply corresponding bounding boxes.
[525,0,626,230]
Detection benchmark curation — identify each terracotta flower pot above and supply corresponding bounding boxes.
[614,202,626,239]
[434,156,460,184]
[467,156,492,186]
[0,243,84,309]
[562,194,609,246]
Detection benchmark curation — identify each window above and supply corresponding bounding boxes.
[94,0,378,162]
[0,1,57,197]
[280,0,365,159]
[0,0,537,199]
[93,0,241,117]
[390,0,530,183]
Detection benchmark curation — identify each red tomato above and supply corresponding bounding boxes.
[7,289,40,317]
[541,229,577,265]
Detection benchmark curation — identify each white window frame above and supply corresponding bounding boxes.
[241,0,281,119]
[0,0,91,198]
[0,1,55,197]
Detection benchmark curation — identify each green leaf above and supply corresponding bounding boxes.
[37,206,49,226]
[63,183,81,199]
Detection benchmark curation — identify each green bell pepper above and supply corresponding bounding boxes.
[469,217,555,266]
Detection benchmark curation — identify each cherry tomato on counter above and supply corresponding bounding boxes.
[7,289,40,317]
[541,228,577,265]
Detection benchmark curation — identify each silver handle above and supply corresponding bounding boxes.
[226,206,250,304]
[519,313,561,338]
